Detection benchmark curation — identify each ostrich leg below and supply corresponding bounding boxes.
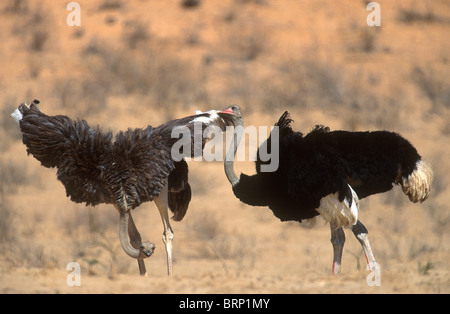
[154,184,174,277]
[127,212,147,276]
[352,220,377,271]
[330,222,345,274]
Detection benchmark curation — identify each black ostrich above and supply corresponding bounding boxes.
[221,106,433,274]
[12,100,235,276]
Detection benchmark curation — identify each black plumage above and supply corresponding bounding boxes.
[13,99,233,276]
[18,101,212,216]
[222,107,433,274]
[168,160,192,221]
[233,111,426,222]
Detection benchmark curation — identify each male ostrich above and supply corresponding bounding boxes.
[221,106,433,274]
[12,100,235,276]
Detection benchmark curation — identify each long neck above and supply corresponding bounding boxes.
[119,211,141,258]
[224,120,243,187]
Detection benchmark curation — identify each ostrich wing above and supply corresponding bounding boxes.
[15,102,230,211]
[16,102,114,206]
[152,110,231,221]
[282,127,350,205]
[16,102,176,208]
[256,125,352,222]
[110,126,175,210]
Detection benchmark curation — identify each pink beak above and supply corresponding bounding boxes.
[220,108,234,114]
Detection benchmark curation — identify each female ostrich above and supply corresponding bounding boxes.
[12,100,235,276]
[221,106,433,274]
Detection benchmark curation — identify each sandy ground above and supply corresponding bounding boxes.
[0,0,449,294]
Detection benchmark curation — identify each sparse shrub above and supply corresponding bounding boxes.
[0,188,16,244]
[350,28,379,53]
[98,0,123,11]
[418,261,433,275]
[262,57,343,111]
[62,205,126,276]
[10,3,51,52]
[53,77,108,117]
[225,14,268,61]
[82,39,207,116]
[3,0,29,14]
[0,158,30,194]
[29,28,48,52]
[397,8,440,24]
[122,20,150,50]
[188,211,256,275]
[261,56,406,129]
[411,65,450,113]
[181,0,201,9]
[191,213,221,241]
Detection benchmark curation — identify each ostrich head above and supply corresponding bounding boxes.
[140,241,156,258]
[217,105,242,127]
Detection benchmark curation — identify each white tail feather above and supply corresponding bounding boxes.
[402,159,433,203]
[11,108,23,122]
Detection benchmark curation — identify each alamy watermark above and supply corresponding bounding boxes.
[366,262,381,286]
[66,2,81,27]
[66,2,382,28]
[171,124,280,173]
[367,2,381,27]
[66,262,81,286]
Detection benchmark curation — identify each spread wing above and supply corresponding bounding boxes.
[14,101,229,213]
[15,101,115,206]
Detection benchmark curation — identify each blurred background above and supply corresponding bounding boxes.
[0,0,449,293]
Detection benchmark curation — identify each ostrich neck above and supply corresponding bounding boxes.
[224,120,243,187]
[119,211,141,258]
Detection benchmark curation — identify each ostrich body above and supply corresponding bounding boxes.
[222,107,433,274]
[12,100,234,276]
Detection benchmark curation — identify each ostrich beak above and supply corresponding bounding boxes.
[219,108,234,114]
[144,250,153,257]
[218,105,242,127]
[218,110,235,127]
[141,243,156,257]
